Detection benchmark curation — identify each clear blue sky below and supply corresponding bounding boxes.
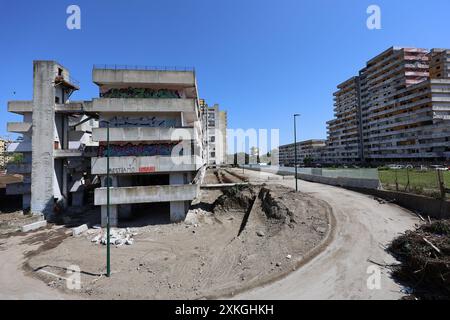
[1,0,450,146]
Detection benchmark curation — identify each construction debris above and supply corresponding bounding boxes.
[91,228,138,246]
[388,219,450,300]
[72,224,88,236]
[21,220,47,233]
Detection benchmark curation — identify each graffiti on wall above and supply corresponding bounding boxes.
[98,143,182,157]
[101,88,181,99]
[99,116,178,128]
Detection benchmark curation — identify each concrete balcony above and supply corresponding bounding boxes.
[7,141,31,153]
[8,101,32,114]
[93,68,195,87]
[53,149,84,158]
[91,155,203,175]
[92,127,196,143]
[94,184,199,206]
[7,122,32,133]
[6,163,32,174]
[88,98,196,114]
[6,182,31,195]
[55,102,84,113]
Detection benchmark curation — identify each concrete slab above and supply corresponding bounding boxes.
[72,224,89,236]
[21,220,47,232]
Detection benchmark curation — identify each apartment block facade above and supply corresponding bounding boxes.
[326,77,362,164]
[325,47,450,164]
[279,139,326,167]
[200,100,228,166]
[0,138,12,169]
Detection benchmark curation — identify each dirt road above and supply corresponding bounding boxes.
[233,169,419,300]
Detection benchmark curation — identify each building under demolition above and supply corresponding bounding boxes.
[5,61,225,226]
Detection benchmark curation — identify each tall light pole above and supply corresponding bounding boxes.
[106,121,111,277]
[294,114,300,192]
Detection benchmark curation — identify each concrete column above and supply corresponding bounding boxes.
[169,173,188,222]
[31,61,56,217]
[101,205,118,227]
[170,201,186,222]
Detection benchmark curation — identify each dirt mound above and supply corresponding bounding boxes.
[25,184,332,300]
[388,220,450,300]
[213,185,257,213]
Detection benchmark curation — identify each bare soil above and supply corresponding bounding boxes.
[24,183,331,299]
[0,211,40,235]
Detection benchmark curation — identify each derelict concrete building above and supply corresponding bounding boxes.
[88,66,205,226]
[6,61,95,213]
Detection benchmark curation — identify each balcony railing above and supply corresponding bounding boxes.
[93,64,195,72]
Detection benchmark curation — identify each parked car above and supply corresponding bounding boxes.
[430,165,449,171]
[387,164,404,170]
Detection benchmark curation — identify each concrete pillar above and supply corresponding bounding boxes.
[170,201,186,222]
[169,173,188,222]
[31,61,56,217]
[101,205,118,227]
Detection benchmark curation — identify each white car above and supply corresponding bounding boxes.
[387,164,404,170]
[429,165,449,171]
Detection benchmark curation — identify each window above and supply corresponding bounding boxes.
[210,152,215,158]
[210,136,215,142]
[55,96,60,104]
[58,68,63,76]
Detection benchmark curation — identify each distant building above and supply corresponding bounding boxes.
[279,139,326,167]
[200,101,227,166]
[0,138,13,169]
[324,47,450,164]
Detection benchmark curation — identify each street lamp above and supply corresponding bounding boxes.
[106,121,111,277]
[293,114,300,192]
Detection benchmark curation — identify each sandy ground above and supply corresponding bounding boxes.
[2,183,330,300]
[233,168,420,300]
[0,227,75,299]
[0,168,420,300]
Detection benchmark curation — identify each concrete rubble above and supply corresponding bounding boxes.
[90,227,138,246]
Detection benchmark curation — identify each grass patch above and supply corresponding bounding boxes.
[378,169,450,198]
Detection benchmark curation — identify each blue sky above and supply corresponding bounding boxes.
[1,0,450,148]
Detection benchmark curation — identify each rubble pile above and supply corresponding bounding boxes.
[90,227,138,246]
[388,220,450,300]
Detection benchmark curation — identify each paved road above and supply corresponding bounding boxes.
[234,169,419,300]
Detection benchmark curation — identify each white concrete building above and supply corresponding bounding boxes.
[6,61,94,213]
[200,101,227,166]
[88,66,205,226]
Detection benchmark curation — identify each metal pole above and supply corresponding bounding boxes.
[106,121,111,277]
[242,142,245,174]
[294,114,300,192]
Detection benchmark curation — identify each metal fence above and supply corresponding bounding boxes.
[378,169,450,199]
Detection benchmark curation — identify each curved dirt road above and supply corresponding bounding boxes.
[234,169,419,300]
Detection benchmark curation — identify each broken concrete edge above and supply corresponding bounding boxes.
[21,220,48,233]
[203,196,337,300]
[72,224,89,236]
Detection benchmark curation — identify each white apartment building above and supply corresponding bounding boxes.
[201,101,227,166]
